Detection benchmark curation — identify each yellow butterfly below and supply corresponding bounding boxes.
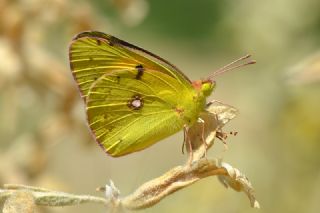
[69,31,254,157]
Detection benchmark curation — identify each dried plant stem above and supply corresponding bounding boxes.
[0,187,108,206]
[122,158,228,210]
[0,158,259,212]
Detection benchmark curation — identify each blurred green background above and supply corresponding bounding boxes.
[1,0,320,212]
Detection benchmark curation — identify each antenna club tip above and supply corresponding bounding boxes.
[244,54,251,59]
[208,54,256,78]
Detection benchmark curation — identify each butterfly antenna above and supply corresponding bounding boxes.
[208,54,256,80]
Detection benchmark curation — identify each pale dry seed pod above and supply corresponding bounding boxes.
[187,101,238,161]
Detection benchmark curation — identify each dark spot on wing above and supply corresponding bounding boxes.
[116,76,120,83]
[96,39,101,45]
[135,64,144,80]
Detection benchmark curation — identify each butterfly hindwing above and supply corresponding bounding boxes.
[87,69,190,156]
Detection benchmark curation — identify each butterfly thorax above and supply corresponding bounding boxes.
[177,80,215,127]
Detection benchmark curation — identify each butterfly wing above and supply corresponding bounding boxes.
[69,31,201,157]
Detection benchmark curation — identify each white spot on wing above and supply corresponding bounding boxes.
[132,99,142,108]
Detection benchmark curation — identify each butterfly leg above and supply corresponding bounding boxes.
[181,127,187,154]
[184,125,193,166]
[197,117,208,158]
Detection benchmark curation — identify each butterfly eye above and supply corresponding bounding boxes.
[201,81,215,97]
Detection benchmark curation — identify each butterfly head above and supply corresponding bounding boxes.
[201,79,216,97]
[192,79,216,97]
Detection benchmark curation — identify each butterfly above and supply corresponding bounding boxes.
[69,31,255,157]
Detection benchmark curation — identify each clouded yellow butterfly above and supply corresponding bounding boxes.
[69,31,254,157]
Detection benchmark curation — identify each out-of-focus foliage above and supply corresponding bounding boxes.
[0,0,320,212]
